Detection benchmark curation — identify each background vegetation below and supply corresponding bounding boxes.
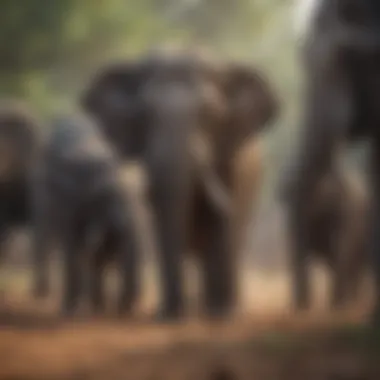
[0,0,366,202]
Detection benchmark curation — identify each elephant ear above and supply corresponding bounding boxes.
[81,61,141,121]
[225,63,279,138]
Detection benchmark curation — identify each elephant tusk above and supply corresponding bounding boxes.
[190,129,232,217]
[202,172,232,217]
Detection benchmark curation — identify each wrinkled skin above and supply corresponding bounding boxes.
[82,48,278,320]
[31,113,140,317]
[0,101,41,290]
[282,164,369,308]
[285,0,380,321]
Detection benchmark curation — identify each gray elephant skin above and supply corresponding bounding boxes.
[81,47,279,320]
[285,0,380,323]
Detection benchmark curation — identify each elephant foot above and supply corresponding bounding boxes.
[330,296,347,311]
[293,296,311,312]
[61,308,77,320]
[32,282,49,299]
[205,303,234,321]
[205,311,231,322]
[203,288,237,320]
[330,282,348,310]
[90,294,106,316]
[116,290,139,317]
[293,286,311,311]
[61,300,80,319]
[91,304,107,317]
[116,303,134,318]
[153,307,184,323]
[294,303,310,312]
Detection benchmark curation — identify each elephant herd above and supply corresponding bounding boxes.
[3,0,380,324]
[287,0,380,323]
[0,49,281,321]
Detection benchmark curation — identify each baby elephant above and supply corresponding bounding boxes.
[31,112,140,317]
[282,164,369,309]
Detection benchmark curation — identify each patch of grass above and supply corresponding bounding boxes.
[247,329,319,354]
[233,322,380,355]
[329,322,380,352]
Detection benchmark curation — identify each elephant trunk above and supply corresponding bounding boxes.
[143,83,232,217]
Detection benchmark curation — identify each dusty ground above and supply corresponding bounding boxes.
[0,203,376,380]
[0,266,378,380]
[0,298,378,380]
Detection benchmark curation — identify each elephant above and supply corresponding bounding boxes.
[281,162,370,308]
[284,0,380,322]
[81,47,278,320]
[0,100,42,287]
[31,112,140,316]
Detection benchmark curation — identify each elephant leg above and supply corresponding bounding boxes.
[289,230,312,310]
[61,225,84,317]
[330,223,364,309]
[200,201,235,318]
[324,233,347,309]
[30,184,53,299]
[116,230,140,316]
[348,242,368,304]
[328,254,346,309]
[145,142,190,321]
[368,140,380,325]
[0,222,9,296]
[89,240,109,315]
[345,260,365,305]
[287,74,352,310]
[331,273,346,310]
[148,189,187,320]
[105,191,141,316]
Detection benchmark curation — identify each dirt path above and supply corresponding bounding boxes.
[0,295,377,380]
[0,260,376,380]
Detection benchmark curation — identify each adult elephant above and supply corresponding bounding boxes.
[81,47,278,320]
[285,0,380,323]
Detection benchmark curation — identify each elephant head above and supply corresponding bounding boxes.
[81,48,278,206]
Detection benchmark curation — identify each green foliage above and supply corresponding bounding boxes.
[0,0,310,199]
[0,0,74,71]
[0,1,295,100]
[0,0,179,112]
